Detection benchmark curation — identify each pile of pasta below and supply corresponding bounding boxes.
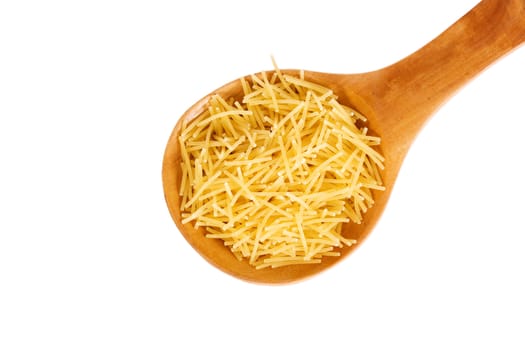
[179,66,384,269]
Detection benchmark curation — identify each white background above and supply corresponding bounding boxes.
[1,0,524,349]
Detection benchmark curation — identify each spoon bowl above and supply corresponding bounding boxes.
[163,0,525,284]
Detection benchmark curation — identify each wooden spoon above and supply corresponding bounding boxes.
[163,0,525,284]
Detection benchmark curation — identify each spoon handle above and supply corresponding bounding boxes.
[375,0,525,145]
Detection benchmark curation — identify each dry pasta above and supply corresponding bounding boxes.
[179,62,385,269]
